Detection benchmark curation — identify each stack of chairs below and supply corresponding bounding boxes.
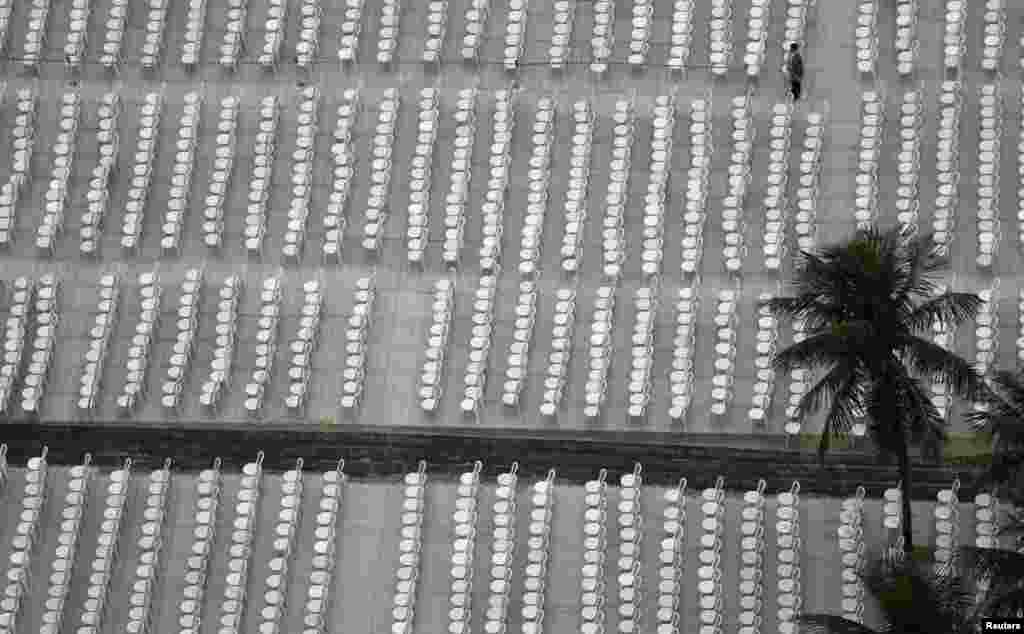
[669,283,699,425]
[503,0,528,71]
[0,89,39,248]
[602,98,635,280]
[202,96,240,249]
[548,0,574,69]
[22,273,60,415]
[200,275,242,410]
[121,93,164,251]
[517,95,555,276]
[668,0,695,72]
[259,459,305,634]
[339,277,375,411]
[977,83,1002,269]
[942,0,965,72]
[181,0,207,68]
[0,278,33,413]
[627,287,657,420]
[784,318,809,436]
[776,482,803,634]
[461,275,497,418]
[483,463,522,634]
[125,458,172,634]
[722,94,754,274]
[178,458,223,634]
[882,484,902,543]
[362,88,400,254]
[303,460,346,634]
[285,280,323,413]
[738,480,767,634]
[259,0,288,70]
[709,0,734,77]
[698,478,725,634]
[931,282,955,419]
[560,100,594,274]
[117,272,161,413]
[590,0,615,75]
[163,92,203,254]
[839,486,867,624]
[895,90,923,234]
[81,92,121,256]
[932,81,962,253]
[763,103,793,271]
[284,86,321,260]
[0,449,48,632]
[629,0,653,68]
[442,87,479,268]
[743,0,769,77]
[933,479,960,574]
[539,287,577,417]
[406,87,439,265]
[218,453,265,634]
[36,91,81,255]
[338,0,365,64]
[100,0,129,69]
[141,0,170,69]
[783,0,811,48]
[296,0,321,69]
[748,290,779,426]
[711,286,739,417]
[41,452,91,634]
[974,282,1001,384]
[422,0,448,64]
[323,88,360,260]
[502,281,537,408]
[244,96,281,254]
[617,466,645,632]
[895,0,918,75]
[657,479,688,634]
[244,276,282,416]
[219,0,250,70]
[681,96,714,276]
[642,95,676,278]
[64,0,92,71]
[377,0,403,65]
[161,269,204,411]
[392,462,428,634]
[584,286,617,420]
[22,0,52,72]
[0,0,9,55]
[420,278,455,413]
[480,88,516,273]
[76,460,131,633]
[794,110,825,252]
[579,469,609,634]
[854,0,877,75]
[78,273,120,413]
[522,467,555,634]
[854,90,883,230]
[981,0,1004,73]
[447,462,482,634]
[461,0,490,62]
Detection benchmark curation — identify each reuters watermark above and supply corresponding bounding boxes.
[982,619,1024,631]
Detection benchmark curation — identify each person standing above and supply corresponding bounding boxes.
[783,43,805,102]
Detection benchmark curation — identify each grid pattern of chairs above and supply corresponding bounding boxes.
[521,467,553,634]
[560,100,593,274]
[338,0,365,64]
[243,276,282,415]
[362,89,400,253]
[63,0,92,70]
[762,103,792,271]
[974,283,1000,379]
[99,0,128,68]
[35,91,80,255]
[794,111,825,252]
[657,479,687,634]
[376,0,403,65]
[602,99,635,280]
[981,0,1005,73]
[590,0,614,75]
[219,0,249,70]
[21,273,59,415]
[943,0,966,71]
[697,478,725,634]
[22,0,52,71]
[503,0,528,71]
[748,291,778,426]
[738,481,767,634]
[259,459,304,634]
[461,0,489,62]
[539,287,576,417]
[681,97,713,276]
[481,463,519,634]
[895,90,923,234]
[259,0,288,69]
[199,275,242,410]
[141,0,170,69]
[285,280,322,412]
[420,278,455,413]
[667,0,695,72]
[0,89,38,248]
[40,452,90,634]
[406,88,439,265]
[743,0,770,77]
[244,96,281,254]
[777,482,802,634]
[0,278,32,413]
[839,486,866,623]
[446,461,481,634]
[933,81,962,253]
[894,0,918,76]
[517,97,555,277]
[163,92,203,254]
[711,287,739,417]
[283,86,320,259]
[391,461,427,634]
[177,458,223,634]
[324,88,360,260]
[668,284,698,425]
[479,89,515,273]
[202,96,239,249]
[461,275,497,418]
[977,83,1002,269]
[442,87,478,268]
[930,282,955,420]
[642,95,676,278]
[933,479,960,574]
[80,93,120,256]
[181,0,207,67]
[579,469,608,634]
[709,0,734,77]
[296,0,321,68]
[161,269,204,411]
[501,281,536,409]
[784,318,809,436]
[339,277,375,412]
[117,272,160,413]
[422,0,448,63]
[0,449,46,632]
[584,286,616,420]
[723,95,753,274]
[629,0,654,68]
[303,460,346,634]
[783,0,811,48]
[627,288,657,420]
[617,466,645,633]
[77,274,120,413]
[125,459,172,634]
[855,0,877,75]
[218,453,265,634]
[121,93,164,251]
[854,90,883,230]
[76,460,131,633]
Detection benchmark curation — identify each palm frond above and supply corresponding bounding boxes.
[959,546,1024,620]
[803,367,864,462]
[797,615,880,634]
[772,331,854,373]
[898,335,990,403]
[904,293,984,333]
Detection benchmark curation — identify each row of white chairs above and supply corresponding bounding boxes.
[36,91,81,254]
[362,88,400,254]
[737,481,768,634]
[895,0,918,75]
[200,275,242,409]
[658,479,688,634]
[163,92,203,253]
[99,0,129,68]
[63,0,92,70]
[0,89,39,248]
[629,0,655,68]
[0,449,47,632]
[1019,289,1024,366]
[0,0,10,56]
[711,287,739,417]
[21,273,59,414]
[882,485,902,536]
[549,0,575,69]
[579,469,609,633]
[520,468,554,634]
[668,284,699,424]
[340,277,376,410]
[601,99,635,280]
[627,288,658,419]
[981,0,1005,73]
[40,453,91,634]
[930,283,955,419]
[743,0,771,77]
[244,277,282,415]
[81,92,121,256]
[590,0,615,75]
[338,0,366,64]
[420,279,455,413]
[76,460,131,633]
[142,0,171,69]
[777,482,803,634]
[748,291,779,425]
[895,91,924,233]
[501,281,538,408]
[854,0,877,75]
[722,95,754,274]
[121,93,164,251]
[303,460,346,634]
[244,96,281,254]
[161,269,204,411]
[21,0,51,71]
[975,490,1000,551]
[641,95,676,278]
[932,81,962,252]
[668,0,695,71]
[178,458,223,634]
[117,272,160,412]
[975,283,1000,379]
[854,90,883,229]
[441,88,479,268]
[447,461,481,634]
[284,86,321,259]
[838,486,867,623]
[392,462,428,634]
[681,97,713,275]
[125,459,172,634]
[584,286,617,419]
[323,88,360,260]
[460,0,489,62]
[709,0,734,76]
[218,454,264,634]
[479,89,516,273]
[219,0,249,70]
[517,96,556,276]
[422,0,448,64]
[784,0,811,49]
[1019,86,1024,250]
[461,275,497,417]
[296,0,321,69]
[697,479,725,634]
[785,318,809,436]
[538,288,577,417]
[934,479,961,574]
[259,459,304,634]
[259,0,288,69]
[202,96,240,249]
[286,280,323,412]
[503,0,528,70]
[78,274,120,412]
[406,88,439,265]
[617,465,645,633]
[943,0,966,71]
[977,83,1002,269]
[794,110,825,252]
[181,0,207,67]
[762,103,794,271]
[377,0,402,65]
[560,100,594,274]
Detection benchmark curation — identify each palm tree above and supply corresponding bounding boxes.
[766,225,990,554]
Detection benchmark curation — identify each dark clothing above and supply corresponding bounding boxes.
[787,53,804,80]
[790,79,802,101]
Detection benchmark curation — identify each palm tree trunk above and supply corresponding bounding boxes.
[898,444,915,556]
